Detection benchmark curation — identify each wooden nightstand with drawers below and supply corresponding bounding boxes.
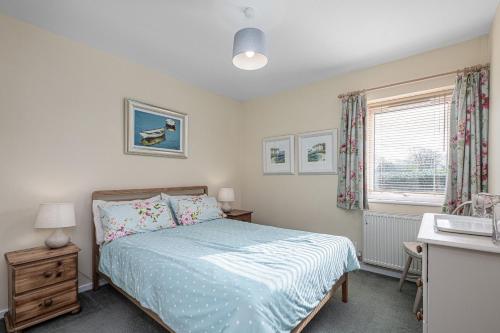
[225,209,253,222]
[4,243,80,333]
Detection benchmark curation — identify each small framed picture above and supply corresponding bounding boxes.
[262,135,295,174]
[125,99,188,158]
[298,129,338,174]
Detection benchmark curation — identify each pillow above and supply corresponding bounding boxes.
[169,195,223,225]
[160,193,207,224]
[100,198,176,243]
[92,195,161,245]
[92,195,161,244]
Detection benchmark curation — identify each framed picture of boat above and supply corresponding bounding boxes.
[298,129,337,174]
[262,135,295,174]
[125,99,188,158]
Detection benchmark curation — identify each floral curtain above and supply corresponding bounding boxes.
[443,68,489,213]
[337,94,368,210]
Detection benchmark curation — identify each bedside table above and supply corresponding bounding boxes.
[225,209,253,222]
[4,243,80,333]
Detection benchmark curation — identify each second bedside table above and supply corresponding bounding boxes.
[225,209,253,222]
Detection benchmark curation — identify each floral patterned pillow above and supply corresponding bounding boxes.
[99,198,176,242]
[169,196,223,225]
[93,195,161,245]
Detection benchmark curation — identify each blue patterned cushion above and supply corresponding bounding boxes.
[169,195,223,225]
[99,198,176,242]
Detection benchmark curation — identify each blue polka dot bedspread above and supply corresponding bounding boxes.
[99,218,360,333]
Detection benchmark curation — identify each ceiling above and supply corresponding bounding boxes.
[0,0,498,101]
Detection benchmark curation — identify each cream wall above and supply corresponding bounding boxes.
[0,14,242,310]
[240,36,490,251]
[490,4,500,193]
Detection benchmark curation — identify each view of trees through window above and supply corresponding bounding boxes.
[368,92,451,196]
[374,148,447,193]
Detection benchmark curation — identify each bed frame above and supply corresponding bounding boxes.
[91,186,349,333]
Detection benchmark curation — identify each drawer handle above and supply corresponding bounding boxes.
[57,261,63,266]
[56,272,62,278]
[43,299,53,307]
[43,271,53,278]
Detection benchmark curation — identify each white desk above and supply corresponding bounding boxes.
[418,213,500,333]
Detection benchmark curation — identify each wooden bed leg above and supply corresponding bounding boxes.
[92,243,99,291]
[342,273,348,303]
[92,271,99,291]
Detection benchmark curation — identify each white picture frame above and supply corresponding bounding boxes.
[298,129,338,174]
[125,99,188,158]
[262,135,295,175]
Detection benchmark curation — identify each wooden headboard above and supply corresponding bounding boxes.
[91,185,208,290]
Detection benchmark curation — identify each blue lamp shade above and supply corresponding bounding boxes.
[232,28,268,70]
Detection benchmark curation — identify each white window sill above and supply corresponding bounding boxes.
[368,192,444,207]
[368,199,443,207]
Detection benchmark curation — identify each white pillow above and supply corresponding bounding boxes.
[92,195,160,245]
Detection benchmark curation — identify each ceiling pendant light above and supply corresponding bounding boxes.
[232,8,268,70]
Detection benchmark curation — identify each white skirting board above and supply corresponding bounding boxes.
[360,262,401,278]
[360,262,418,282]
[78,281,94,293]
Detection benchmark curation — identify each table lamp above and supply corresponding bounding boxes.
[34,203,76,248]
[218,188,235,213]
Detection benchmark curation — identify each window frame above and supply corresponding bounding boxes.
[366,88,453,206]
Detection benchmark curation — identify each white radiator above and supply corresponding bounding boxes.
[363,211,422,274]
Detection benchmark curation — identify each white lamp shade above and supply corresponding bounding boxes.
[218,188,235,202]
[232,27,268,70]
[34,203,76,229]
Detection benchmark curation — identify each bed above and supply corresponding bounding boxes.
[92,186,359,333]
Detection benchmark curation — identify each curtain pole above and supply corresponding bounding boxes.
[337,63,490,99]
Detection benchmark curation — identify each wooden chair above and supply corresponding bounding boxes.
[451,193,500,217]
[398,241,423,313]
[451,200,473,216]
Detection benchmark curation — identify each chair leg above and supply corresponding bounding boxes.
[398,256,412,291]
[413,285,423,313]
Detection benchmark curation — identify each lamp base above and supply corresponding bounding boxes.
[221,202,232,213]
[45,228,70,249]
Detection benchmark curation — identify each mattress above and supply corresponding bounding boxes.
[99,218,359,333]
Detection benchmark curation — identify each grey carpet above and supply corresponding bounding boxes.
[1,270,422,333]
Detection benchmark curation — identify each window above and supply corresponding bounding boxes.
[367,89,452,206]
